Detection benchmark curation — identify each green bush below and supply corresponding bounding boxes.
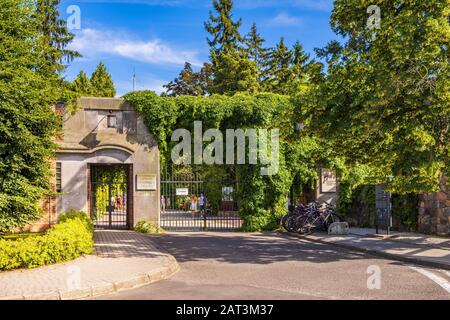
[134,221,165,234]
[59,210,94,232]
[0,211,94,271]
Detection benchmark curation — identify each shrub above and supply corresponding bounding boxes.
[0,211,94,271]
[59,210,94,233]
[134,221,164,234]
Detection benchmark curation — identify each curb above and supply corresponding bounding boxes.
[279,231,450,271]
[349,232,450,251]
[1,255,180,301]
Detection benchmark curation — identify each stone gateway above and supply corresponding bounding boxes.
[55,97,160,229]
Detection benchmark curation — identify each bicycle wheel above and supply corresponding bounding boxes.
[285,216,299,233]
[281,214,290,230]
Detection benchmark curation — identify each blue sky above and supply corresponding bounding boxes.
[61,0,336,96]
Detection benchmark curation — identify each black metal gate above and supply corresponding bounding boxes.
[90,164,131,229]
[160,166,242,231]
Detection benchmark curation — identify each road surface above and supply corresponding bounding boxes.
[94,232,450,300]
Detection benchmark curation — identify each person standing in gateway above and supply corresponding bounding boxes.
[199,192,207,218]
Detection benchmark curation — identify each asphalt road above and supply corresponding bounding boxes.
[95,232,450,300]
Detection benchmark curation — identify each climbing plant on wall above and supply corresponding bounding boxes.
[125,91,321,231]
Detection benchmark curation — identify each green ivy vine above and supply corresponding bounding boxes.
[124,91,321,231]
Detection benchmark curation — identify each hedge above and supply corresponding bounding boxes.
[0,211,94,271]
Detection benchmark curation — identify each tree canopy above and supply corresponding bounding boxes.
[0,0,72,232]
[304,0,450,194]
[90,62,116,97]
[72,70,92,96]
[163,62,213,97]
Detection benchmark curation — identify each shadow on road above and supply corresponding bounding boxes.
[147,232,375,265]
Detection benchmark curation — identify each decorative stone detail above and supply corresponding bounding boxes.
[418,175,450,236]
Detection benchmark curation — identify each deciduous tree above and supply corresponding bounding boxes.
[304,0,450,193]
[0,0,65,232]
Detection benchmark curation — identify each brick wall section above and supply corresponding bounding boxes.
[418,175,450,236]
[20,160,58,233]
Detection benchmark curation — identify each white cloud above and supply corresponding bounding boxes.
[267,12,303,27]
[69,28,202,66]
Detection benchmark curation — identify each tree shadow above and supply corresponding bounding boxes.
[143,232,376,265]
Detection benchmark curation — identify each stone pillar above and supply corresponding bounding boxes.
[418,175,450,236]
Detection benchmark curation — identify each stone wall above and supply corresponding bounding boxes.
[418,176,450,236]
[56,98,160,228]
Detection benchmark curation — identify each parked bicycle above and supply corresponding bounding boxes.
[282,202,342,235]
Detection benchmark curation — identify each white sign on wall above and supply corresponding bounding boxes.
[176,188,189,196]
[320,169,337,193]
[136,174,157,191]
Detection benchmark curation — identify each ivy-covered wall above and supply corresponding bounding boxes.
[124,91,320,231]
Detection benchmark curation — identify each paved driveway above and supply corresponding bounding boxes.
[96,232,450,300]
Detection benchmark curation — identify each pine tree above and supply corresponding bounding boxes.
[90,62,116,97]
[36,0,80,72]
[264,37,292,94]
[289,41,310,94]
[245,23,269,84]
[72,71,92,96]
[204,0,258,95]
[204,0,243,54]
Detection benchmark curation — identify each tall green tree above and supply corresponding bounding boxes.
[304,0,450,193]
[211,50,259,95]
[245,23,269,84]
[289,41,310,95]
[204,0,243,54]
[72,70,92,96]
[90,62,116,97]
[0,0,64,232]
[264,37,292,94]
[205,0,258,94]
[163,62,213,96]
[36,0,80,70]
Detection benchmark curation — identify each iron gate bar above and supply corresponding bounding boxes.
[160,165,242,232]
[90,164,130,230]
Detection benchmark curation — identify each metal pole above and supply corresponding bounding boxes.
[387,192,392,235]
